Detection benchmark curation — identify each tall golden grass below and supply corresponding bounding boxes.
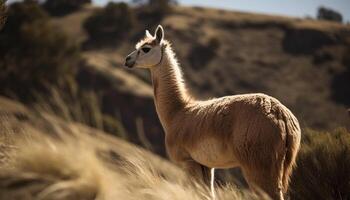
[0,90,267,200]
[1,88,349,200]
[0,114,266,200]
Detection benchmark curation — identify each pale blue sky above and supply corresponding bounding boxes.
[94,0,350,22]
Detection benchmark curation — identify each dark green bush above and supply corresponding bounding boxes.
[43,0,91,16]
[83,2,136,46]
[0,0,6,29]
[330,48,350,106]
[0,0,80,101]
[317,6,343,23]
[290,128,350,199]
[145,0,174,18]
[135,0,176,24]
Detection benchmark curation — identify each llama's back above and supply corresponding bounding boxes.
[228,93,299,131]
[187,93,300,143]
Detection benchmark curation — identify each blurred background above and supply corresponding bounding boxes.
[0,0,350,198]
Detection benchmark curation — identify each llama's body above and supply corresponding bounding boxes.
[169,94,298,169]
[165,93,300,200]
[125,26,301,200]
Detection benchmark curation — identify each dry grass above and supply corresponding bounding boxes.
[0,92,268,200]
[0,111,267,200]
[33,86,128,139]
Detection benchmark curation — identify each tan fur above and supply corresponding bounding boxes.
[126,26,301,200]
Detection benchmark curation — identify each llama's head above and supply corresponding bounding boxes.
[124,25,165,69]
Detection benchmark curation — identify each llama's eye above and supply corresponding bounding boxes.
[142,47,151,53]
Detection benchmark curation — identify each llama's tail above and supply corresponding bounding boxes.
[282,111,301,193]
[210,168,216,200]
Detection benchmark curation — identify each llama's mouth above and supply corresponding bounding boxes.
[124,55,135,68]
[124,60,135,68]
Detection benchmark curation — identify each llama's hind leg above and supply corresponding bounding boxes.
[242,165,284,200]
[182,160,211,185]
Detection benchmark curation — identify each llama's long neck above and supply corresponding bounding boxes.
[150,44,191,129]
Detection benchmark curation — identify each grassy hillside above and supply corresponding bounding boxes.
[1,2,350,199]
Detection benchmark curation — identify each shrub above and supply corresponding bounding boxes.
[289,128,350,199]
[330,48,350,106]
[134,0,176,24]
[83,2,136,47]
[188,38,220,70]
[43,0,91,16]
[317,6,343,23]
[0,0,80,101]
[0,0,6,29]
[147,0,175,16]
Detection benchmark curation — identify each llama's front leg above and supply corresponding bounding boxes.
[181,160,211,185]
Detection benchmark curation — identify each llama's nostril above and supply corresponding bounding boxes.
[124,56,135,68]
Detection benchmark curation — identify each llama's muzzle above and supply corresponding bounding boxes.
[124,56,135,68]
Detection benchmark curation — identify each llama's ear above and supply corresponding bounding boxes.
[145,30,152,38]
[154,25,164,44]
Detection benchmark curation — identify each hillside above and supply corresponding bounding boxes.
[1,3,350,199]
[49,5,350,155]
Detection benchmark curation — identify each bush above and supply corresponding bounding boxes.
[83,2,136,47]
[290,128,350,199]
[0,0,6,29]
[188,38,220,70]
[146,0,175,17]
[43,0,91,16]
[317,6,343,23]
[134,0,176,24]
[0,0,80,101]
[330,48,350,106]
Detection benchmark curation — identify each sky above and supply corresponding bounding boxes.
[94,0,350,22]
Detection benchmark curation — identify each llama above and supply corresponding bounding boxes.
[124,25,301,200]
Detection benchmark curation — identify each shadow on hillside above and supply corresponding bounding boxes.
[282,28,338,54]
[331,47,350,106]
